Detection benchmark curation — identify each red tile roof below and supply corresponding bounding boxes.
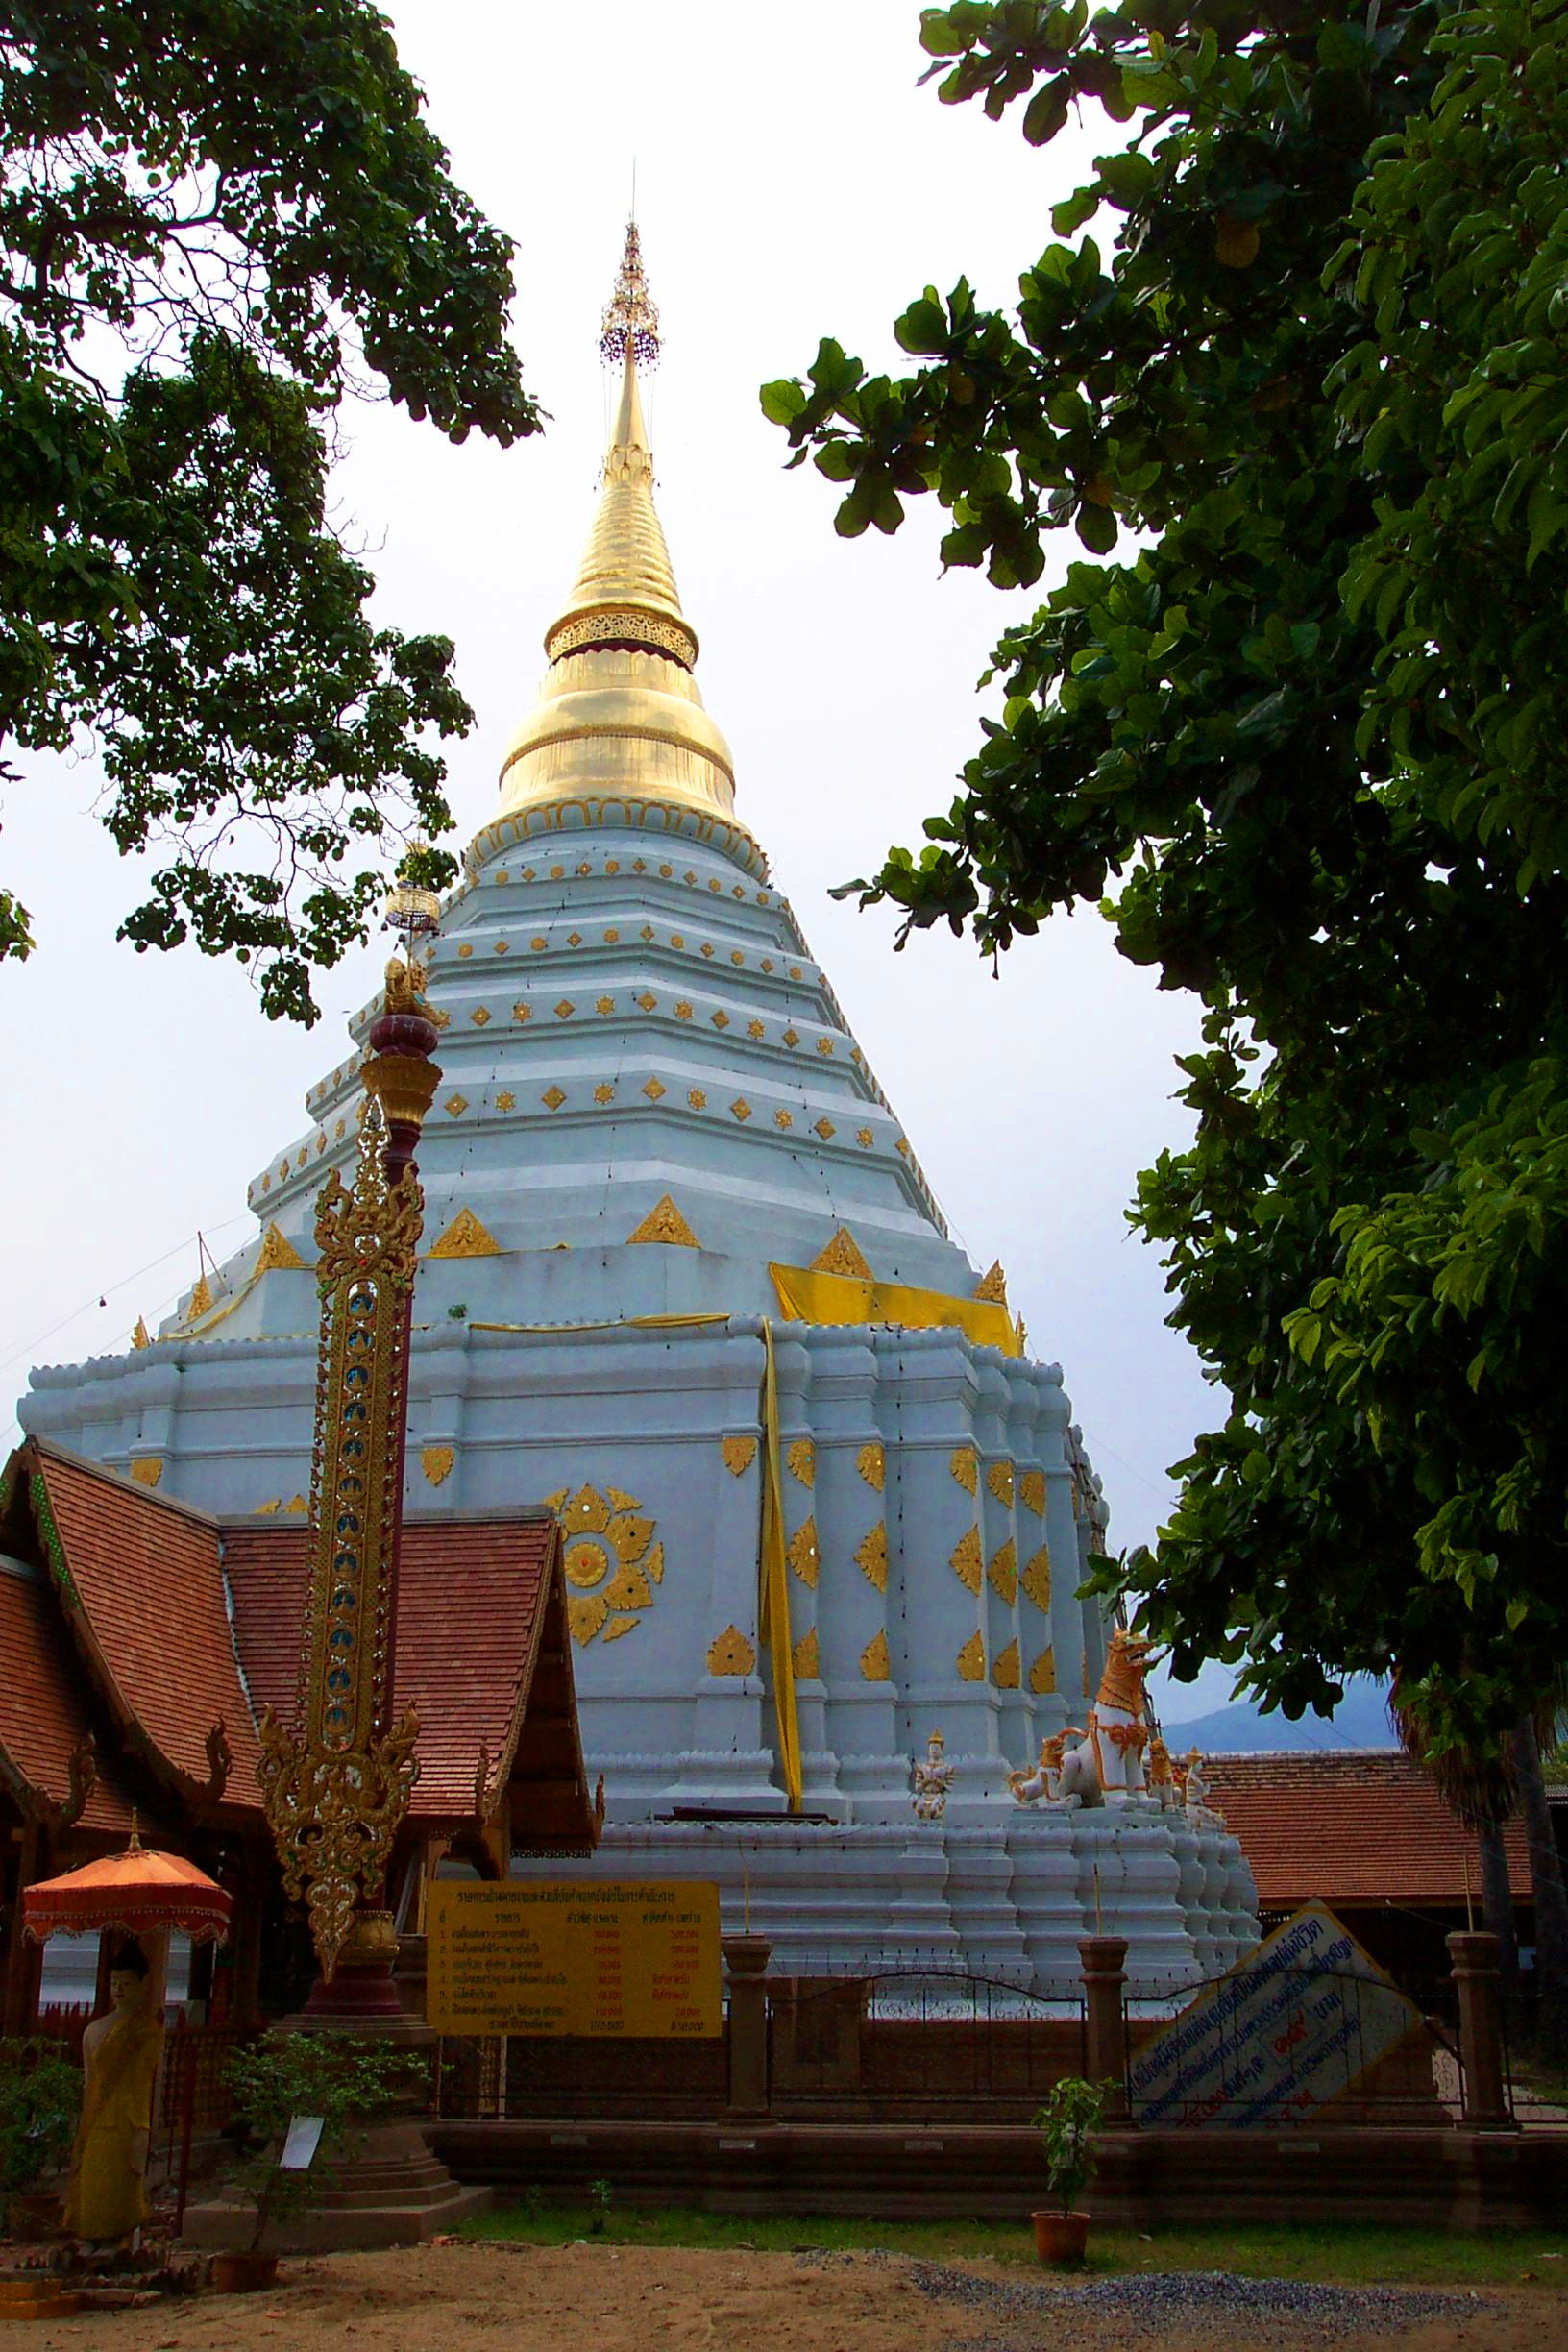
[1204,1751,1533,1906]
[219,1512,592,1838]
[23,1443,260,1807]
[5,1442,593,1855]
[0,1554,135,1835]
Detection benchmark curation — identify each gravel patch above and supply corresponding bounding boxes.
[890,2254,1486,2346]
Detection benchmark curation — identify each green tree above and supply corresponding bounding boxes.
[768,0,1568,2048]
[1,1,540,1023]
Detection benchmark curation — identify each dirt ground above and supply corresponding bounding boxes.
[2,2244,1562,2352]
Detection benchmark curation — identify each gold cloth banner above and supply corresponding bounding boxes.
[758,1321,803,1813]
[769,1264,1020,1358]
[426,1879,721,2037]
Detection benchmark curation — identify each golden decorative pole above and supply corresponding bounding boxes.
[258,894,442,1997]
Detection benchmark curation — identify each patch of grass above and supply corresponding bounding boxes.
[461,2201,1568,2287]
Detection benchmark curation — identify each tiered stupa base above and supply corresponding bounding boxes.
[519,1800,1257,1997]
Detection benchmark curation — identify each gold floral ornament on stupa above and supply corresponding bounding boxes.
[547,1482,663,1646]
[257,891,441,1984]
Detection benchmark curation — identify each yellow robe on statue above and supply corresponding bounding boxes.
[62,2005,164,2242]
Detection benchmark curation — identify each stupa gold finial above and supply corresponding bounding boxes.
[600,218,660,369]
[491,221,743,840]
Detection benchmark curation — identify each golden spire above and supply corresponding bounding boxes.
[494,222,737,835]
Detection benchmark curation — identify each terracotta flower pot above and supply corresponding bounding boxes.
[1032,2208,1090,2265]
[210,2251,281,2294]
[6,2190,63,2242]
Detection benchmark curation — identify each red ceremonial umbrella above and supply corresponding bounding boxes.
[23,1820,233,1947]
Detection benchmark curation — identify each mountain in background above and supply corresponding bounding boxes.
[1160,1676,1395,1754]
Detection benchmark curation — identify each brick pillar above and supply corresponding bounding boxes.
[1079,1934,1128,2119]
[723,1934,772,2118]
[1447,1930,1514,2129]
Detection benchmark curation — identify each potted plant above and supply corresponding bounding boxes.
[215,2033,425,2291]
[0,2038,80,2241]
[1030,2076,1107,2265]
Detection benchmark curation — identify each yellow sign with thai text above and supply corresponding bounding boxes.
[425,1880,722,2038]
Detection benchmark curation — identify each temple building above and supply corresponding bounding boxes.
[17,233,1257,1990]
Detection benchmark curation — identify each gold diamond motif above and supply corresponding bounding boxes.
[854,1521,888,1592]
[594,1083,615,1105]
[640,923,654,941]
[786,1516,820,1587]
[786,1438,815,1487]
[576,860,592,876]
[730,1098,752,1121]
[732,885,746,899]
[708,878,722,893]
[495,941,508,954]
[730,950,744,967]
[1021,1545,1052,1612]
[1020,1471,1047,1517]
[783,1027,800,1047]
[814,1118,836,1141]
[637,992,656,1012]
[567,930,582,946]
[988,1538,1017,1605]
[860,1629,892,1682]
[542,1086,566,1110]
[643,1076,667,1101]
[992,1638,1021,1690]
[895,1139,911,1158]
[856,1442,884,1492]
[700,943,715,959]
[988,1461,1015,1508]
[949,1526,982,1594]
[444,1093,468,1117]
[531,936,548,950]
[956,1630,985,1682]
[470,1007,491,1027]
[711,1010,729,1029]
[554,999,574,1018]
[761,958,774,972]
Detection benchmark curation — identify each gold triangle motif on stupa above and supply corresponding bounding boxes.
[975,1260,1008,1305]
[810,1226,873,1283]
[254,1222,306,1275]
[185,1271,213,1320]
[428,1207,502,1260]
[131,1317,150,1351]
[626,1194,700,1248]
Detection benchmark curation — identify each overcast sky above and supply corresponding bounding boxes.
[1,3,1240,1712]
